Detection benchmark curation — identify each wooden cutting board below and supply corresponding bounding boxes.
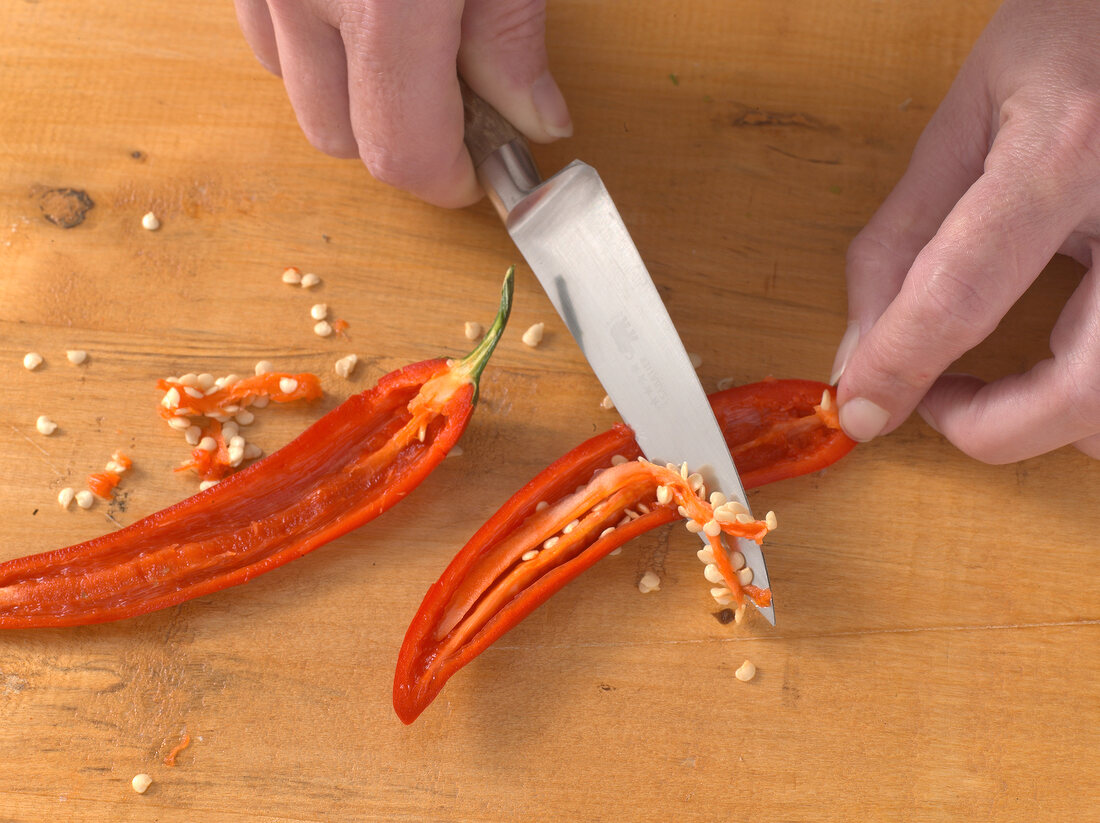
[1,1,1096,820]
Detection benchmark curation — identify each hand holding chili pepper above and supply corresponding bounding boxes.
[833,0,1100,463]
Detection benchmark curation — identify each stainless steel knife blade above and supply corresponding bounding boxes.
[463,91,774,624]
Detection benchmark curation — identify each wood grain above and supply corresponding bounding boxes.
[1,1,1096,821]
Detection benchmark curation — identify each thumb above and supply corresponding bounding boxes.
[457,0,572,143]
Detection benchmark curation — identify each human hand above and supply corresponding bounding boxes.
[234,0,573,207]
[831,0,1100,462]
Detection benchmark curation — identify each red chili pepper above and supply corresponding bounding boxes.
[0,269,515,629]
[394,378,855,723]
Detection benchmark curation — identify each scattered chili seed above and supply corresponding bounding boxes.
[300,272,321,288]
[74,490,94,509]
[599,394,615,410]
[66,350,87,365]
[310,303,328,321]
[637,571,660,593]
[314,320,333,337]
[184,426,201,445]
[334,354,357,379]
[734,660,757,682]
[23,352,43,371]
[131,773,153,794]
[236,410,255,426]
[521,322,545,348]
[464,321,483,341]
[198,480,218,491]
[36,415,58,435]
[141,212,160,231]
[765,511,778,531]
[57,487,75,509]
[254,361,275,376]
[279,377,298,394]
[281,267,302,285]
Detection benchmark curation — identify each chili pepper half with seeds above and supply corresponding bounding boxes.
[394,378,855,723]
[0,268,515,629]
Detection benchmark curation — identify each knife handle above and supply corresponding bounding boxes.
[459,80,543,219]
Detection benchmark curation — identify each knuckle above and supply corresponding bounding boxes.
[911,263,996,348]
[1064,359,1100,429]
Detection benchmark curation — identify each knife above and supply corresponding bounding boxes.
[461,86,774,625]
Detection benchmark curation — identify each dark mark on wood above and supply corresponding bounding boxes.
[714,608,735,624]
[598,683,615,692]
[766,145,841,165]
[37,187,95,228]
[32,508,39,516]
[130,150,147,161]
[720,103,830,131]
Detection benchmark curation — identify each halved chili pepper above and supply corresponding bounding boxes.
[394,379,855,723]
[0,268,515,629]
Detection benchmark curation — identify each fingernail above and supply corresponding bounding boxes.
[531,71,573,139]
[838,397,891,443]
[916,403,941,434]
[829,323,860,385]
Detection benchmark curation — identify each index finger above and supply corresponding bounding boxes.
[836,116,1094,442]
[338,1,480,208]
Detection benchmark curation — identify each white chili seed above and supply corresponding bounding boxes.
[36,415,58,435]
[23,352,43,371]
[66,350,87,365]
[75,490,94,509]
[178,373,199,388]
[735,660,757,682]
[765,510,778,531]
[521,550,539,562]
[281,267,302,284]
[696,547,715,564]
[730,551,746,571]
[677,505,691,518]
[703,519,721,537]
[131,773,153,794]
[734,603,747,624]
[609,547,622,556]
[599,394,615,410]
[563,519,580,534]
[198,437,217,452]
[737,567,754,586]
[446,445,464,457]
[656,485,671,505]
[521,322,545,348]
[464,321,483,341]
[334,354,357,379]
[309,303,328,321]
[610,454,628,465]
[711,587,733,605]
[543,536,560,550]
[228,435,245,449]
[252,395,270,408]
[183,386,204,400]
[243,443,263,460]
[599,527,615,539]
[314,320,333,337]
[709,491,726,507]
[703,563,724,584]
[167,417,190,431]
[184,425,201,445]
[279,378,298,394]
[716,376,736,391]
[255,360,275,376]
[535,501,549,512]
[199,480,219,491]
[638,571,660,593]
[735,513,754,524]
[57,487,75,508]
[685,519,703,534]
[236,410,255,426]
[300,272,321,288]
[141,212,160,231]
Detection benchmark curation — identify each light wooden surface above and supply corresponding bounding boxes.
[1,1,1097,820]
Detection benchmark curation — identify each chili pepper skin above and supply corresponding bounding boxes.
[0,269,515,629]
[394,379,855,723]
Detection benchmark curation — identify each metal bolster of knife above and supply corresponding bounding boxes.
[476,140,542,221]
[460,80,543,221]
